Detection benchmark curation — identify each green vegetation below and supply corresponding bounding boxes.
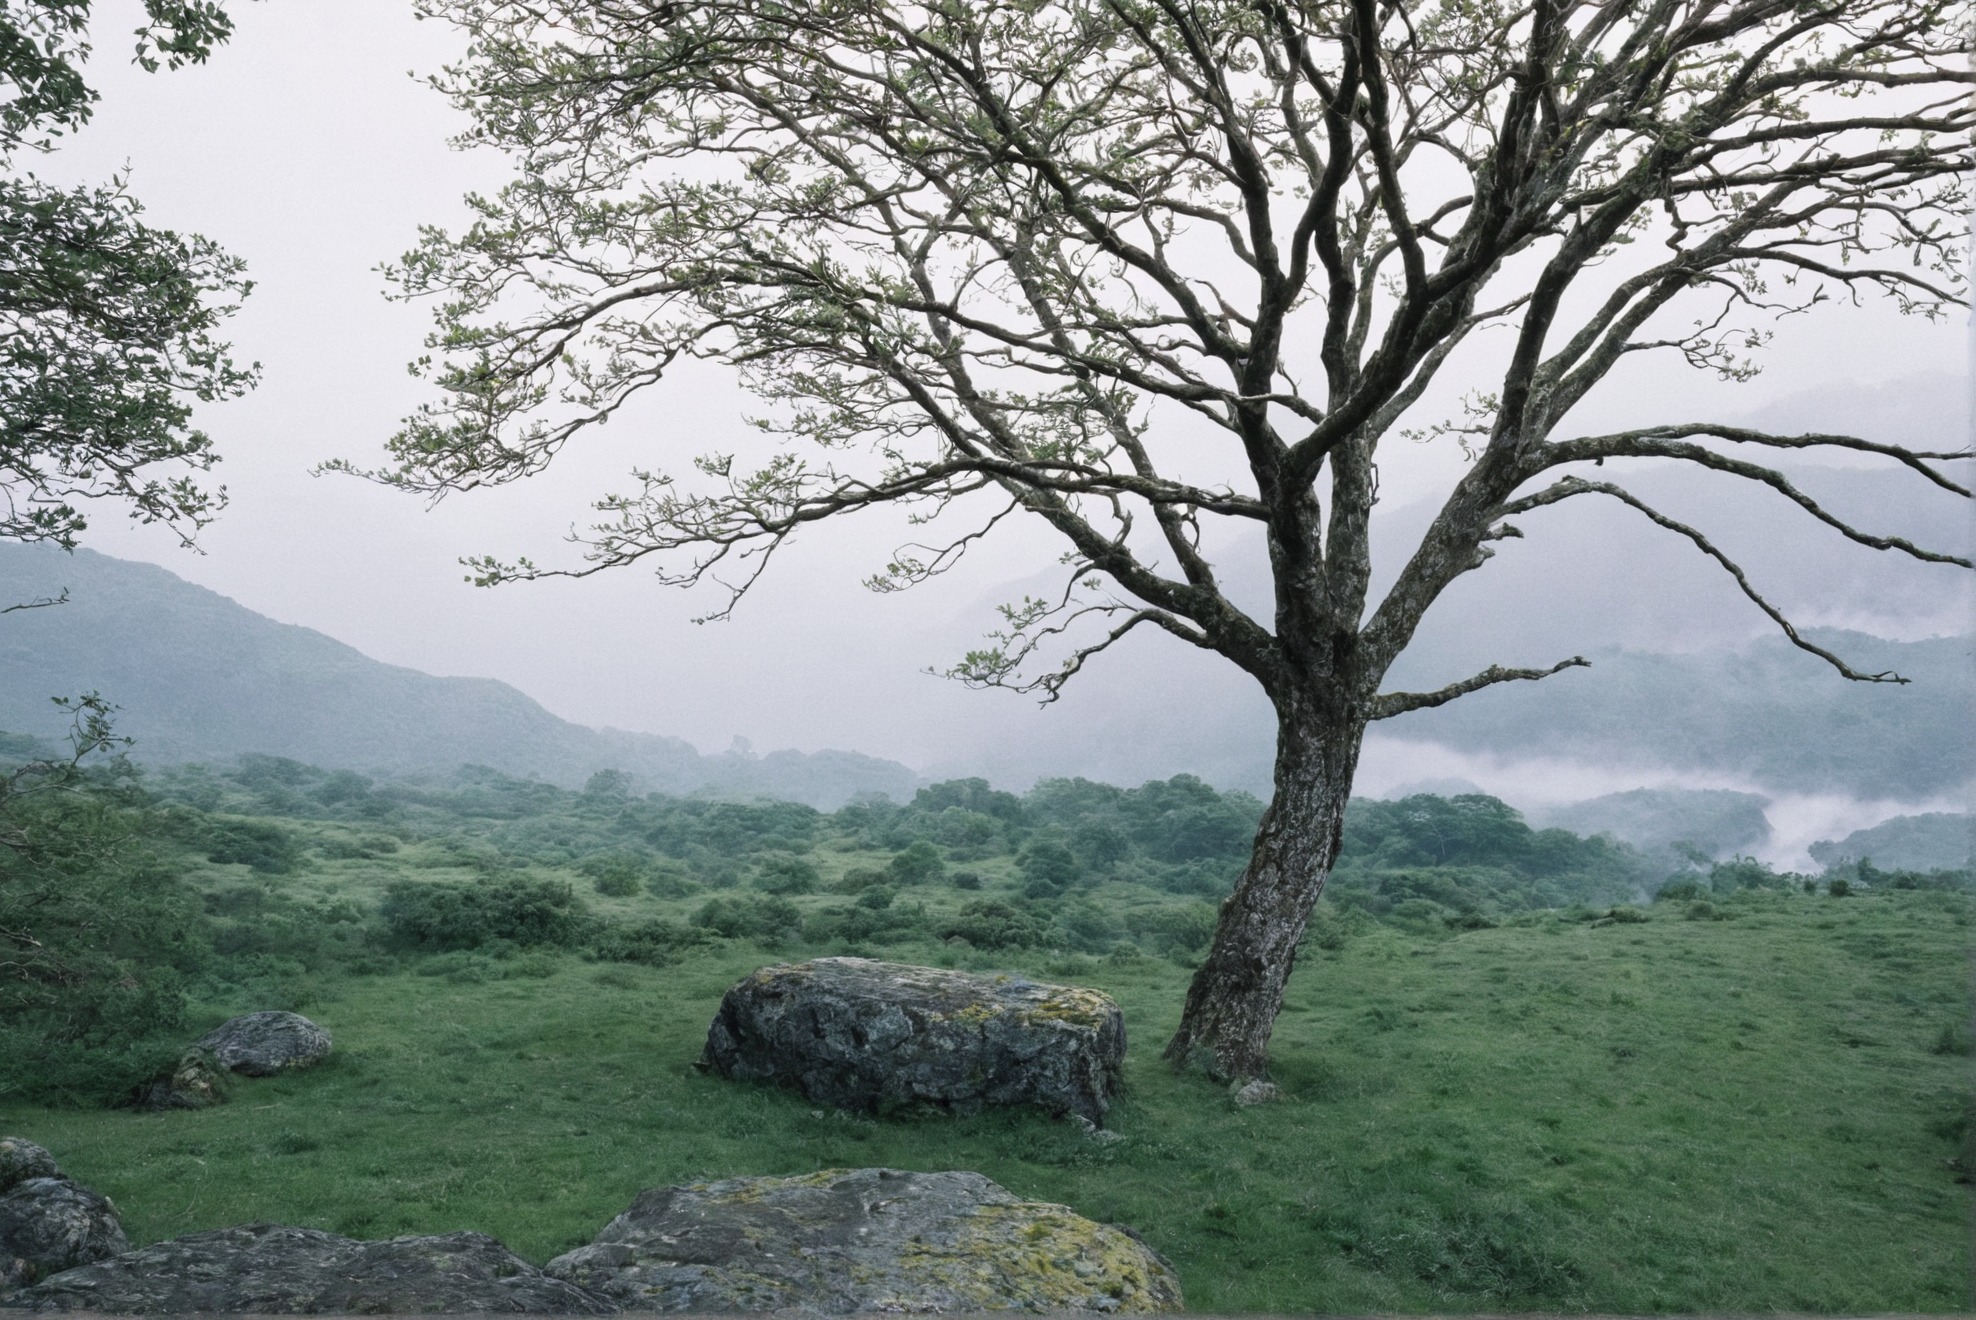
[1,749,1970,1310]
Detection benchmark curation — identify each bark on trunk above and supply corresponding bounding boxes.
[1162,704,1363,1081]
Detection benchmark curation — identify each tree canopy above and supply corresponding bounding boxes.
[0,0,255,549]
[376,0,1973,1077]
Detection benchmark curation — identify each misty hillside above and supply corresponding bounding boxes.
[0,543,915,808]
[1384,630,1973,799]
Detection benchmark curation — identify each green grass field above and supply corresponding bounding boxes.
[5,882,1970,1312]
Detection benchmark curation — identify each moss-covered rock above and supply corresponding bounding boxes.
[544,1167,1182,1313]
[699,957,1125,1122]
[130,1048,228,1112]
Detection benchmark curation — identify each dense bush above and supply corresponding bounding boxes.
[939,899,1048,949]
[1018,838,1082,896]
[885,839,945,886]
[1121,902,1220,954]
[380,876,588,950]
[753,854,821,895]
[0,795,209,1105]
[587,917,709,965]
[692,893,804,941]
[202,817,305,873]
[579,850,651,896]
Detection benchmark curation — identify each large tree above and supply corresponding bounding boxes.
[374,0,1972,1079]
[0,0,256,551]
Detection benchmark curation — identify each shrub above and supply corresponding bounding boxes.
[950,869,983,890]
[1050,898,1127,953]
[0,795,210,1106]
[939,899,1048,949]
[203,818,304,874]
[579,851,650,896]
[1018,838,1082,896]
[1827,877,1852,897]
[593,870,643,897]
[814,897,925,943]
[1709,856,1790,893]
[831,866,891,893]
[588,918,709,965]
[1655,878,1706,902]
[1123,902,1219,955]
[754,855,821,895]
[380,876,588,951]
[647,866,700,899]
[885,840,946,886]
[692,894,804,941]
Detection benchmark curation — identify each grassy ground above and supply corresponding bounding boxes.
[4,886,1970,1312]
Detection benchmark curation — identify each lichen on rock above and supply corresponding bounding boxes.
[195,1010,332,1077]
[3,1223,614,1313]
[544,1167,1182,1313]
[699,957,1126,1123]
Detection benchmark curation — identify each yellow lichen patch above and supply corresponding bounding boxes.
[886,1200,1182,1312]
[1016,987,1118,1028]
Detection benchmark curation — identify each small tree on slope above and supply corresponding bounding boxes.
[367,0,1973,1080]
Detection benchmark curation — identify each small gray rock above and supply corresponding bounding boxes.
[0,1143,57,1197]
[4,1223,614,1313]
[1229,1079,1283,1107]
[700,958,1125,1123]
[0,1177,128,1293]
[194,1011,332,1077]
[544,1167,1182,1313]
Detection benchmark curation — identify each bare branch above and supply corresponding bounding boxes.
[1498,477,1914,684]
[1367,655,1590,720]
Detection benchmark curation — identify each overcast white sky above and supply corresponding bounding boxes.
[31,0,1973,779]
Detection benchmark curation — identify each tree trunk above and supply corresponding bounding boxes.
[1162,701,1363,1081]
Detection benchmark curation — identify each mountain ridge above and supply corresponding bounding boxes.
[0,542,916,809]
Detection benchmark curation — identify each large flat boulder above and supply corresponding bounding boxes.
[2,1223,614,1313]
[195,1011,332,1076]
[544,1167,1182,1313]
[700,958,1125,1123]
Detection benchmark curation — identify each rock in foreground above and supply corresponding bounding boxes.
[545,1167,1182,1313]
[700,958,1125,1123]
[0,1143,128,1295]
[3,1224,614,1313]
[0,1144,57,1197]
[195,1011,333,1076]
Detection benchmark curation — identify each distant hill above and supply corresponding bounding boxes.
[1528,788,1775,863]
[1809,813,1975,874]
[1384,630,1974,799]
[0,543,915,808]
